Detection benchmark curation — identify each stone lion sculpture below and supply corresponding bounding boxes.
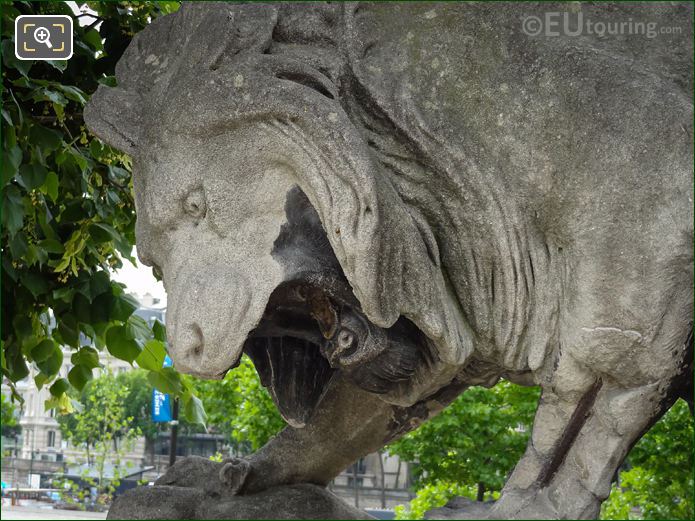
[85,2,693,519]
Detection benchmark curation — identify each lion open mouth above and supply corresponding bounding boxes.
[244,280,433,428]
[244,283,336,428]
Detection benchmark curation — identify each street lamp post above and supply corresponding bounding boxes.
[28,427,35,485]
[169,398,179,467]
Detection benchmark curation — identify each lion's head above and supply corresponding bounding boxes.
[85,2,473,426]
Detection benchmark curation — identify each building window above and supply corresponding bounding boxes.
[47,430,56,448]
[347,459,367,487]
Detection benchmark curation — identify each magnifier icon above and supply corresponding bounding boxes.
[34,26,52,48]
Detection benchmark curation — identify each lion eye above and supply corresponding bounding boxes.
[183,188,206,220]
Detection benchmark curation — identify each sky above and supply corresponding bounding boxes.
[66,2,100,27]
[111,247,167,307]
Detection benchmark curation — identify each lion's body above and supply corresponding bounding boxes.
[86,3,693,518]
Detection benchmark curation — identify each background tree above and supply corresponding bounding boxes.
[59,357,283,461]
[58,371,140,463]
[389,381,540,508]
[57,370,141,500]
[0,0,205,419]
[601,400,693,520]
[1,392,21,438]
[116,368,159,441]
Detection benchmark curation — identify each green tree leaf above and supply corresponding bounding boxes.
[30,338,57,362]
[29,124,63,154]
[71,346,101,369]
[49,378,70,397]
[83,29,104,51]
[45,60,67,72]
[135,339,167,372]
[183,391,207,426]
[41,171,59,201]
[2,185,25,236]
[126,314,153,343]
[68,364,93,391]
[57,315,80,348]
[20,271,49,298]
[111,293,139,322]
[152,320,167,342]
[39,238,64,253]
[36,345,63,377]
[106,324,141,363]
[2,145,22,184]
[147,367,183,395]
[18,163,48,190]
[1,39,33,76]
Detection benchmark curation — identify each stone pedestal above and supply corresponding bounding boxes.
[107,457,372,520]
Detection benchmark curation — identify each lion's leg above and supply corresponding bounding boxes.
[477,354,600,518]
[492,326,693,519]
[430,350,671,520]
[490,380,680,519]
[540,382,682,518]
[226,374,411,494]
[427,382,594,519]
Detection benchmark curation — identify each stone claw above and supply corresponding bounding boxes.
[219,457,252,495]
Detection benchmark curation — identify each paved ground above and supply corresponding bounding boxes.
[0,506,107,520]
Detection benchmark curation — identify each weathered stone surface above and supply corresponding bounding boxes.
[107,485,204,520]
[201,484,373,520]
[85,2,693,519]
[108,457,372,520]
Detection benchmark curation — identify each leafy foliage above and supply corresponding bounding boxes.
[394,481,476,520]
[112,366,208,441]
[116,368,159,440]
[391,383,693,520]
[59,358,283,454]
[0,1,204,419]
[57,370,141,453]
[54,371,143,507]
[1,392,21,438]
[600,400,693,520]
[388,381,540,501]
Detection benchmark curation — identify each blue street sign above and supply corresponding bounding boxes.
[151,355,173,422]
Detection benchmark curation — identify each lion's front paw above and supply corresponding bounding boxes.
[219,457,252,495]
